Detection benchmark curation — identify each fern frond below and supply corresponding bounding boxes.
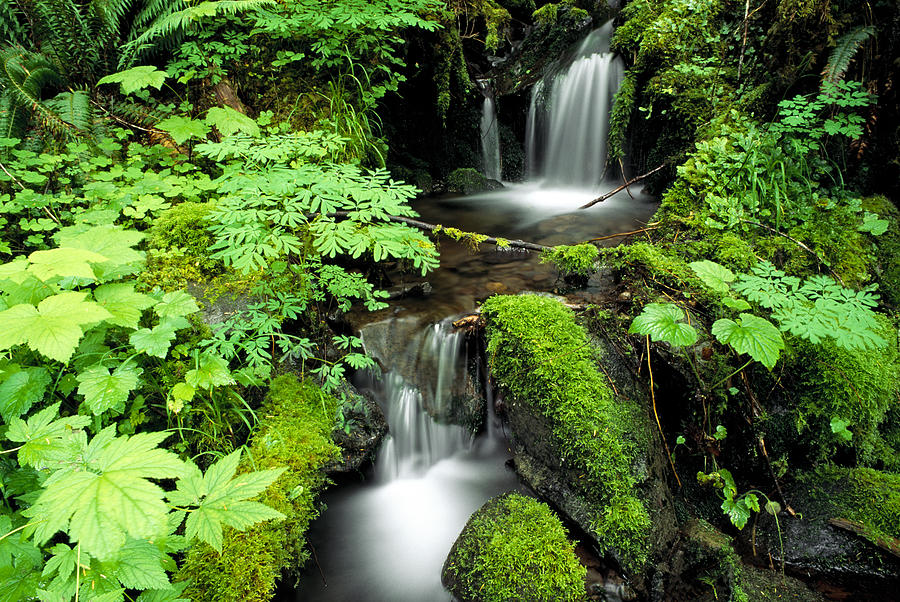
[120,0,273,67]
[0,90,28,139]
[45,90,94,132]
[821,26,875,88]
[0,1,29,46]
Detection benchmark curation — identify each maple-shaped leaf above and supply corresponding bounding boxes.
[0,364,51,421]
[103,538,171,591]
[57,225,146,282]
[129,317,190,358]
[25,429,186,561]
[711,313,784,370]
[0,292,112,362]
[205,106,260,137]
[26,248,108,281]
[41,543,79,583]
[185,352,234,390]
[157,116,210,145]
[689,260,735,293]
[77,361,142,415]
[629,303,699,347]
[93,283,156,330]
[1,274,58,306]
[6,403,91,469]
[154,290,199,319]
[98,66,168,96]
[135,581,190,602]
[168,451,285,553]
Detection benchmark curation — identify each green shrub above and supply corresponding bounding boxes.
[481,294,651,569]
[442,493,587,601]
[178,375,340,602]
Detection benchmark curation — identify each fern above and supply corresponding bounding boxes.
[821,26,875,89]
[0,0,28,46]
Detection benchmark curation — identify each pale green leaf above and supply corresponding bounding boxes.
[689,260,735,293]
[135,581,190,602]
[56,226,145,280]
[106,538,171,591]
[0,292,113,362]
[154,290,199,318]
[98,66,168,96]
[185,353,234,390]
[129,317,189,359]
[205,106,260,138]
[6,402,91,469]
[93,284,156,330]
[26,248,108,281]
[830,417,853,441]
[77,362,142,415]
[172,382,195,403]
[628,303,699,347]
[711,313,785,370]
[0,365,51,421]
[157,116,210,145]
[722,297,751,311]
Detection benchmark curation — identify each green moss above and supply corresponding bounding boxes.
[481,294,651,570]
[178,375,340,602]
[803,466,900,545]
[140,201,222,291]
[540,243,599,277]
[681,519,748,602]
[442,493,587,602]
[447,167,490,193]
[787,315,900,470]
[862,195,900,307]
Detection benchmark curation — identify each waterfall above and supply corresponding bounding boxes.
[478,80,502,181]
[361,319,473,481]
[525,21,623,189]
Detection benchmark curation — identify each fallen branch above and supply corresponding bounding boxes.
[579,163,667,210]
[587,224,660,242]
[327,211,550,252]
[740,219,844,285]
[829,518,900,559]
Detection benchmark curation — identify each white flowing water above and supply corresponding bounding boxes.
[478,80,502,181]
[525,21,624,190]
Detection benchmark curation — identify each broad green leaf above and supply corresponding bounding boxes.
[154,290,199,318]
[0,564,41,601]
[25,430,186,561]
[57,226,145,274]
[94,284,156,330]
[185,353,234,390]
[135,581,190,602]
[830,417,853,441]
[157,116,210,145]
[711,313,784,370]
[0,292,113,362]
[722,297,751,311]
[0,514,43,569]
[0,274,57,305]
[129,317,189,359]
[27,248,108,281]
[105,538,171,591]
[41,543,78,582]
[721,497,752,529]
[0,365,51,421]
[77,362,142,415]
[98,66,168,96]
[205,106,260,138]
[689,260,735,293]
[628,303,699,347]
[6,403,91,469]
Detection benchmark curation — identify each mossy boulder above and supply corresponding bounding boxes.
[755,466,900,588]
[177,375,340,601]
[442,493,587,601]
[482,294,675,574]
[447,167,503,194]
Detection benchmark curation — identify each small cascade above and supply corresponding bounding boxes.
[478,80,502,181]
[525,21,623,189]
[373,322,471,480]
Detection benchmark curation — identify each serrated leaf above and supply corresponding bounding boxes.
[56,226,145,276]
[135,581,190,602]
[77,362,142,415]
[711,314,784,370]
[205,106,260,138]
[722,297,751,311]
[0,366,51,421]
[24,430,186,561]
[185,353,234,390]
[42,543,77,581]
[93,284,156,330]
[98,66,168,96]
[27,248,108,281]
[721,497,751,529]
[157,116,210,145]
[689,260,735,293]
[154,290,199,318]
[106,538,171,591]
[6,403,91,469]
[129,317,190,358]
[629,303,699,347]
[0,292,113,362]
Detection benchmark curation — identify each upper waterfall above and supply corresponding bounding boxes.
[525,22,624,190]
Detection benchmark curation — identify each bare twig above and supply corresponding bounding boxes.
[579,163,667,210]
[647,336,682,488]
[588,224,660,242]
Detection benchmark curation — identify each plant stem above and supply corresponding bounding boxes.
[711,359,753,390]
[647,336,682,487]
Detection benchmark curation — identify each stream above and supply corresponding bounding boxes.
[291,23,658,601]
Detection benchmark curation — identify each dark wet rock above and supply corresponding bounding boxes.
[326,381,388,475]
[387,281,433,299]
[481,247,532,264]
[446,167,504,195]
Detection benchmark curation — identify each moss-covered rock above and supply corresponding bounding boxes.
[177,375,340,601]
[442,493,587,601]
[447,166,503,194]
[862,195,900,308]
[481,293,655,571]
